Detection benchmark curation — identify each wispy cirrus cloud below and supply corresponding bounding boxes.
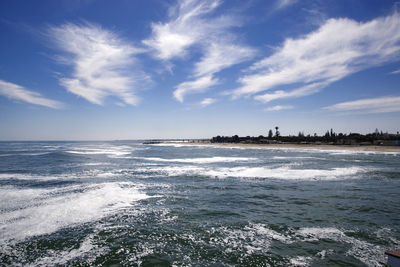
[199,97,216,107]
[143,0,233,61]
[193,42,255,77]
[173,75,219,103]
[0,80,63,109]
[49,22,148,106]
[264,105,294,111]
[390,69,400,74]
[144,0,255,102]
[324,96,400,114]
[255,82,328,103]
[232,12,400,104]
[275,0,298,10]
[174,41,255,102]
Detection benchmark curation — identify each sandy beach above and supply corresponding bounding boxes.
[156,141,400,152]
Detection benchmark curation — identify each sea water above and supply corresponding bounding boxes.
[0,141,399,266]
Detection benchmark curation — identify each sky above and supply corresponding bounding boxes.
[0,0,400,140]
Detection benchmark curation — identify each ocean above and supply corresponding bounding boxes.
[0,141,399,266]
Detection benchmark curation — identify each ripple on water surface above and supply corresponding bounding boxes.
[0,141,399,266]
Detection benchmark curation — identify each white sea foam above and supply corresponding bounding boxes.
[66,145,134,157]
[209,224,393,266]
[0,168,129,181]
[0,163,367,181]
[66,149,130,156]
[296,227,388,266]
[21,152,50,156]
[31,233,104,266]
[82,162,112,166]
[0,173,45,180]
[148,143,248,150]
[208,225,272,255]
[290,256,313,266]
[207,223,292,257]
[0,172,80,181]
[0,186,54,211]
[138,164,367,180]
[148,143,201,148]
[272,156,318,160]
[143,156,256,164]
[0,182,149,243]
[297,227,344,240]
[204,166,366,180]
[138,166,204,177]
[250,223,292,243]
[0,152,50,157]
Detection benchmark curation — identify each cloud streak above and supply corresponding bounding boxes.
[324,96,400,114]
[275,0,298,10]
[390,69,400,74]
[232,12,400,104]
[265,105,294,111]
[255,82,328,103]
[0,80,63,109]
[199,97,216,107]
[173,75,219,102]
[49,23,148,106]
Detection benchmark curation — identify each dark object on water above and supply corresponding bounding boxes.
[386,250,400,267]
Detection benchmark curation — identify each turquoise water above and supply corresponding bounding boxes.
[0,141,399,266]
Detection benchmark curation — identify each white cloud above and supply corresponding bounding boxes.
[324,96,400,113]
[255,81,328,103]
[276,0,298,10]
[49,23,148,106]
[174,40,255,102]
[390,69,400,74]
[143,0,234,61]
[232,13,400,103]
[194,42,255,77]
[173,75,219,102]
[264,105,294,111]
[0,80,63,109]
[200,97,216,107]
[144,0,255,102]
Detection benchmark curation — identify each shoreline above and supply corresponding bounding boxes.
[152,141,400,152]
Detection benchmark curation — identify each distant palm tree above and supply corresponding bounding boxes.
[275,126,279,137]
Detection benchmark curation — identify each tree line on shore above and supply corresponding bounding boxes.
[211,128,400,146]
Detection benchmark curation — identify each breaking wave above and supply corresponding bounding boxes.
[142,156,256,164]
[137,165,368,180]
[0,182,149,243]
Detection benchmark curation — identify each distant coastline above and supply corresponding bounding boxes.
[145,140,400,152]
[145,128,400,152]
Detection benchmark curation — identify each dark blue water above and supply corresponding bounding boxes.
[0,141,399,266]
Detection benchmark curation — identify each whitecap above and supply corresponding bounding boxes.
[296,227,388,266]
[66,149,130,156]
[0,182,149,243]
[82,162,112,166]
[66,145,134,157]
[289,256,313,266]
[142,156,256,164]
[272,156,319,160]
[204,166,367,180]
[136,164,368,180]
[208,225,272,255]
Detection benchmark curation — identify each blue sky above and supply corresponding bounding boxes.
[0,0,400,140]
